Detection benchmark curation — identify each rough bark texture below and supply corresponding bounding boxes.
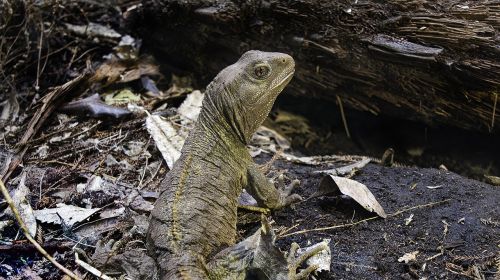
[132,0,500,133]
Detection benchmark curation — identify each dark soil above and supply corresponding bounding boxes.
[259,156,499,279]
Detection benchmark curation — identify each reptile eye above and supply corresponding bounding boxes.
[254,64,271,79]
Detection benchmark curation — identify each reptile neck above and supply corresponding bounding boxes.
[192,111,248,158]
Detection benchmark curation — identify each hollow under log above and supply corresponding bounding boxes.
[130,0,500,133]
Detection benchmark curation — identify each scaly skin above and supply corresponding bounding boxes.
[147,51,302,280]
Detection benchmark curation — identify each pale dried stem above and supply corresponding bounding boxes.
[280,199,451,238]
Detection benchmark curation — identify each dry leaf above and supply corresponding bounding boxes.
[404,214,414,226]
[65,22,121,38]
[146,115,184,169]
[5,172,37,237]
[315,157,371,176]
[141,76,161,96]
[178,90,204,122]
[317,175,387,218]
[103,89,141,105]
[0,147,13,176]
[484,175,500,186]
[34,203,100,227]
[280,153,320,165]
[254,126,291,150]
[238,190,258,207]
[398,251,419,263]
[146,90,205,168]
[74,217,121,241]
[120,61,160,83]
[91,59,160,86]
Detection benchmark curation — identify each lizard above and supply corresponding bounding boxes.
[146,50,325,280]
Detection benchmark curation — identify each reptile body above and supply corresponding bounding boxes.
[147,51,316,280]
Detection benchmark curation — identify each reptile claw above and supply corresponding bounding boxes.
[294,264,320,280]
[287,243,328,280]
[276,174,287,190]
[277,178,302,207]
[284,179,300,195]
[283,193,302,206]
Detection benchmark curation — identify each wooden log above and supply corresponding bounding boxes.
[130,0,500,133]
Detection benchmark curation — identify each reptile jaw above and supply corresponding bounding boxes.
[270,68,295,92]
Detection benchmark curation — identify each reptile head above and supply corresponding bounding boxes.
[201,50,295,143]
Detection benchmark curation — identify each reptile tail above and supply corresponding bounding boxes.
[157,252,209,280]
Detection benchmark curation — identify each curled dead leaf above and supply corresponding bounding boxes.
[316,175,387,218]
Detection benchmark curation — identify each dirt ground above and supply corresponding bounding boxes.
[261,156,499,279]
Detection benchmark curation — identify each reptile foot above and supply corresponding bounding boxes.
[276,174,302,207]
[286,242,328,280]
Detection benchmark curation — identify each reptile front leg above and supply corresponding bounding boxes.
[207,216,326,280]
[245,163,302,209]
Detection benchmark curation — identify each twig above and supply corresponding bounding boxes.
[25,120,101,145]
[336,95,351,139]
[280,216,378,238]
[259,149,283,174]
[426,252,443,261]
[277,223,300,238]
[138,156,149,189]
[490,92,497,132]
[35,21,44,91]
[280,199,451,238]
[387,199,451,217]
[331,261,378,270]
[140,160,163,189]
[61,235,95,249]
[0,179,82,279]
[38,170,46,202]
[32,160,78,168]
[74,252,113,280]
[138,137,152,188]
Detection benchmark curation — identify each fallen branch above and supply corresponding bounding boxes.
[280,199,451,238]
[0,179,82,280]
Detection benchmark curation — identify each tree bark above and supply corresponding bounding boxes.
[132,0,500,133]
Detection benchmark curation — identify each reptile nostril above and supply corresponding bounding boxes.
[281,58,286,63]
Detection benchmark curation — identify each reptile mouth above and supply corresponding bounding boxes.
[270,68,295,91]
